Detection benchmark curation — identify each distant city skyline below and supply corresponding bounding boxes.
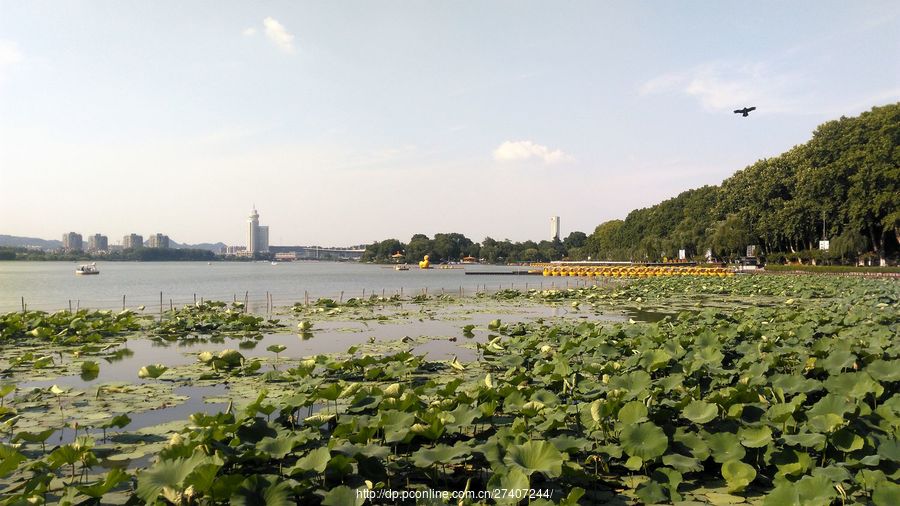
[1,2,898,245]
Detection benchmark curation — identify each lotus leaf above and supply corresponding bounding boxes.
[721,459,756,492]
[705,432,746,463]
[683,400,718,424]
[137,364,168,379]
[621,422,668,461]
[738,425,772,448]
[503,440,564,477]
[412,442,471,467]
[618,400,648,425]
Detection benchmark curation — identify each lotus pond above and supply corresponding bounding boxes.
[0,275,897,505]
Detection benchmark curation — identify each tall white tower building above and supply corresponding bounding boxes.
[248,207,260,254]
[247,207,270,254]
[550,216,560,241]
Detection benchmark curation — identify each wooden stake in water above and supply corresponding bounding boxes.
[339,291,344,303]
[21,297,25,313]
[160,292,163,317]
[122,295,126,311]
[69,300,73,313]
[244,291,249,312]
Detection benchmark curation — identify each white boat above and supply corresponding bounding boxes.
[75,263,99,275]
[395,264,410,271]
[271,261,278,266]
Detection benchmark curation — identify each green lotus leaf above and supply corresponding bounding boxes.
[674,429,710,460]
[486,467,530,506]
[781,432,826,449]
[618,400,649,425]
[232,474,292,506]
[12,428,55,444]
[136,452,214,503]
[322,485,365,506]
[772,449,812,478]
[635,479,667,504]
[101,414,131,430]
[137,364,168,379]
[867,360,900,382]
[257,436,296,459]
[794,475,837,505]
[621,422,668,461]
[721,459,756,492]
[639,348,672,372]
[76,468,130,499]
[608,370,652,400]
[738,425,772,448]
[503,440,565,478]
[877,439,900,462]
[873,481,900,506]
[762,482,799,506]
[705,432,746,463]
[183,463,223,496]
[824,372,882,400]
[266,344,287,354]
[805,394,854,431]
[683,400,718,424]
[412,442,471,467]
[291,447,330,474]
[831,428,865,452]
[0,385,15,398]
[820,349,856,374]
[662,453,702,473]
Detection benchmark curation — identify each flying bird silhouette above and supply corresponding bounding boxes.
[734,106,756,117]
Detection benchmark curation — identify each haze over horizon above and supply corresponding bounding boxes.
[1,1,898,246]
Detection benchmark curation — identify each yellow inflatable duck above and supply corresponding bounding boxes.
[418,255,431,269]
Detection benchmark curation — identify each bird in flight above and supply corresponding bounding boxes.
[734,106,756,117]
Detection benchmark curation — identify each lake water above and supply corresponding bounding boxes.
[0,261,596,312]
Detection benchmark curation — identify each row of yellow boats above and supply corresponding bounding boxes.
[539,265,735,277]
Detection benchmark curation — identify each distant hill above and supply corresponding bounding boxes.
[0,235,63,249]
[169,240,227,252]
[1,234,225,253]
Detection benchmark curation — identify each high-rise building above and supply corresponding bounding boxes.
[123,233,143,249]
[62,232,83,251]
[87,234,108,252]
[258,226,269,253]
[247,207,270,254]
[550,216,560,241]
[148,233,170,249]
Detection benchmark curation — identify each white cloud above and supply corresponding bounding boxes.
[242,27,257,36]
[640,62,805,114]
[493,140,573,164]
[263,17,295,53]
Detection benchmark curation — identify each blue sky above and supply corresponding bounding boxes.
[1,1,898,246]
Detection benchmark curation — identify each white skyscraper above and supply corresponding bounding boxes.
[247,207,270,254]
[550,216,560,241]
[248,207,259,254]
